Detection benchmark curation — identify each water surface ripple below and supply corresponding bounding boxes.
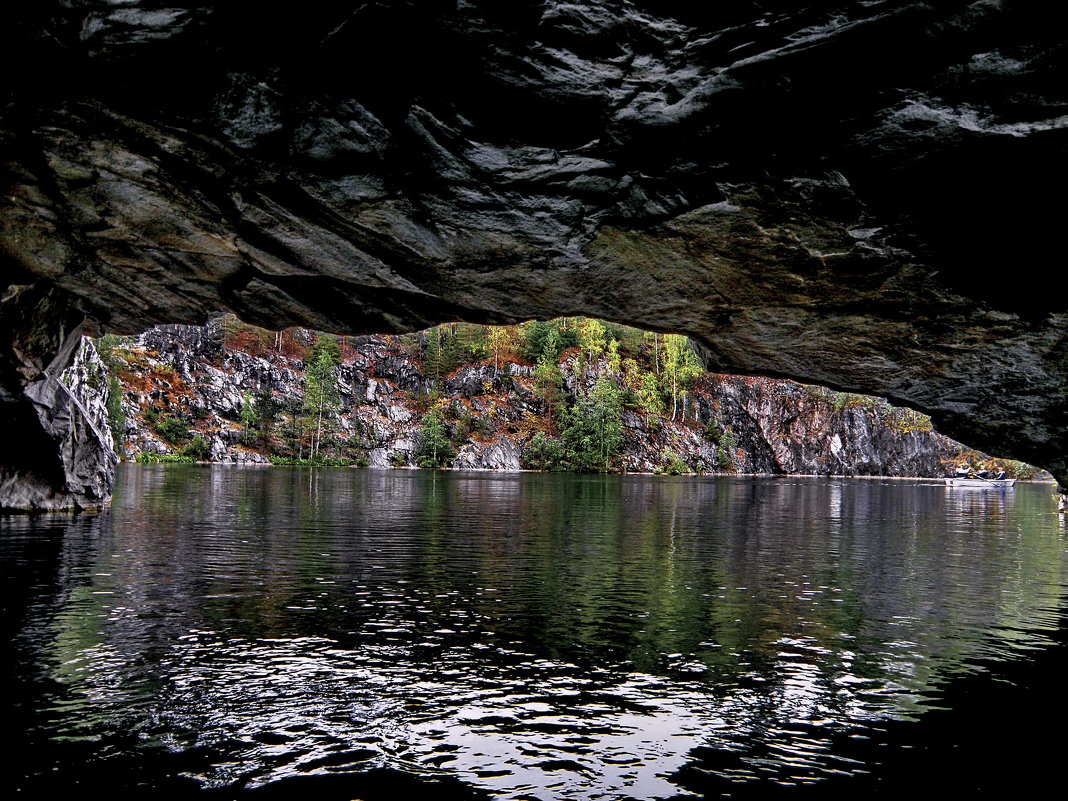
[3,466,1067,798]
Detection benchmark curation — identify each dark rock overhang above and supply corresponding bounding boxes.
[2,1,1066,507]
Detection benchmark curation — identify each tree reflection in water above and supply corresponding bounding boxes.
[2,467,1065,798]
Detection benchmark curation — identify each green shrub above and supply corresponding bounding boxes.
[154,415,190,445]
[135,452,194,464]
[560,378,624,473]
[522,431,565,471]
[659,450,689,475]
[182,435,211,461]
[415,409,455,468]
[703,420,723,444]
[471,413,495,438]
[105,375,126,448]
[237,429,259,447]
[717,428,737,471]
[1004,461,1040,479]
[94,334,127,372]
[885,407,933,434]
[268,455,351,467]
[831,392,885,413]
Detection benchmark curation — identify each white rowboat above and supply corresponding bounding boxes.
[943,478,1016,488]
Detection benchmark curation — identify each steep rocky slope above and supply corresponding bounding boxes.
[99,319,1020,480]
[0,331,117,511]
[3,3,1066,508]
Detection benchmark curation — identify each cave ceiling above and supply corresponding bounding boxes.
[2,1,1067,502]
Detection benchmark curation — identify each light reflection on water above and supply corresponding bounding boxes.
[2,466,1067,798]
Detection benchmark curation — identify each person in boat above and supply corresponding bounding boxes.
[954,464,971,478]
[974,463,990,479]
[992,468,1007,480]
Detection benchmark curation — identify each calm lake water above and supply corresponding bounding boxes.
[3,466,1068,799]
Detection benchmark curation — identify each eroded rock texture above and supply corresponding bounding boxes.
[0,305,115,511]
[112,321,989,478]
[2,2,1067,507]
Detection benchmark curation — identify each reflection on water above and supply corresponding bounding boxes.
[2,466,1066,798]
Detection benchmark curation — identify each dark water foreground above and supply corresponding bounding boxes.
[3,466,1067,799]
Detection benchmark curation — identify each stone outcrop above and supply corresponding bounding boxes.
[107,321,1005,480]
[695,378,967,478]
[2,2,1066,507]
[0,328,116,511]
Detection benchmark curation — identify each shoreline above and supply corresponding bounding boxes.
[118,460,1057,483]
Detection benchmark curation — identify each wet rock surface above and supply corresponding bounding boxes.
[2,2,1067,506]
[0,326,116,511]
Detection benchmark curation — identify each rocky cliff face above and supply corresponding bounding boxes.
[3,2,1066,508]
[0,332,116,511]
[108,320,999,480]
[694,378,966,478]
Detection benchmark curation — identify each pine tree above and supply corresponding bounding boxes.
[556,318,579,351]
[103,374,126,449]
[533,353,566,431]
[416,408,455,468]
[283,399,309,459]
[522,320,555,363]
[304,348,340,461]
[455,322,488,362]
[590,377,624,472]
[542,327,560,363]
[424,326,443,382]
[307,333,341,370]
[522,431,565,471]
[562,377,624,473]
[254,387,277,446]
[441,324,462,375]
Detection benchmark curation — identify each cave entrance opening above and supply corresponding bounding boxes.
[44,314,1041,510]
